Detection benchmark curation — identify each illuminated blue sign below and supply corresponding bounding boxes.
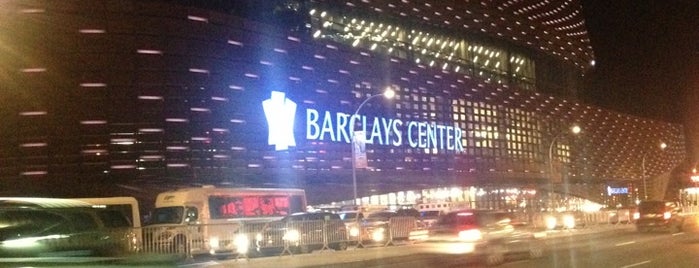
[607,186,629,195]
[264,91,465,152]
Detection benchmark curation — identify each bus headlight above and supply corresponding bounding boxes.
[209,237,220,249]
[234,234,249,254]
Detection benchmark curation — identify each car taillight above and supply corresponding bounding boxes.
[458,228,482,242]
[663,211,671,220]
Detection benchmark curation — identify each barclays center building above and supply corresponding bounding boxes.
[0,0,686,208]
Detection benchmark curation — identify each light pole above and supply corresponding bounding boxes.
[547,125,581,209]
[640,142,667,200]
[351,87,395,205]
[691,168,699,205]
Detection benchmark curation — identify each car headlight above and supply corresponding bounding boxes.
[563,215,576,229]
[283,229,300,242]
[371,228,385,242]
[2,234,66,248]
[234,234,249,254]
[255,233,263,242]
[663,212,671,220]
[349,226,360,237]
[545,216,557,230]
[633,212,640,220]
[458,229,482,242]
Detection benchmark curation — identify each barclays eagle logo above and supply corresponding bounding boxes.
[262,91,297,151]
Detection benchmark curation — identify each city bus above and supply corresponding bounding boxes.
[143,185,306,258]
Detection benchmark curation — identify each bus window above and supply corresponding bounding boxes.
[289,195,305,214]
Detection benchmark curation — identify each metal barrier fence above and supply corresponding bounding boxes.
[522,210,635,229]
[133,207,699,259]
[255,219,350,256]
[140,221,268,259]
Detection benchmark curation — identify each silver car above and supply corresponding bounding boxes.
[427,210,545,266]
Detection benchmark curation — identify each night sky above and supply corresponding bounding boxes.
[581,0,699,163]
[582,0,697,122]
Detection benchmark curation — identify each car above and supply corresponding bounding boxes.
[543,211,585,229]
[634,200,685,233]
[426,209,545,266]
[338,210,364,241]
[346,210,423,246]
[347,210,400,246]
[419,210,444,227]
[255,212,348,255]
[0,197,138,258]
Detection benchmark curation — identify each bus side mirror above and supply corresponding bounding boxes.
[185,208,199,223]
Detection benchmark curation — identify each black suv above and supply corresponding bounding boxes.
[634,200,685,233]
[427,210,544,266]
[256,212,348,255]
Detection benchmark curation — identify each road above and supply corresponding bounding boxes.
[180,216,699,268]
[508,216,699,268]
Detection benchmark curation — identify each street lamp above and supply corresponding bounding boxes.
[640,142,667,200]
[547,125,581,209]
[351,87,395,205]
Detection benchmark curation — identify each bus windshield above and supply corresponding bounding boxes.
[148,206,184,225]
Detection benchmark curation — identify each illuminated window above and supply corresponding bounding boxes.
[309,10,536,90]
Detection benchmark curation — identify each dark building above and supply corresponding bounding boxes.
[0,0,686,207]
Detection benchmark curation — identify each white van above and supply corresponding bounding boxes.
[73,197,141,228]
[144,186,306,258]
[72,196,142,251]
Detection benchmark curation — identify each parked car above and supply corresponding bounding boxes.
[427,209,545,266]
[255,212,348,255]
[634,200,685,233]
[0,197,138,258]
